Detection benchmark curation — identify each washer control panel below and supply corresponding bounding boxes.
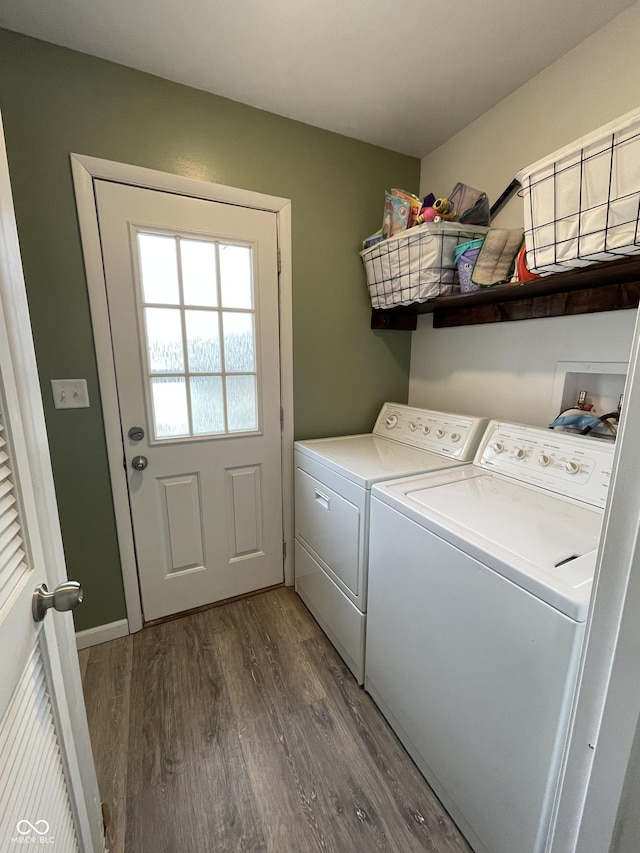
[373,403,488,460]
[478,421,614,508]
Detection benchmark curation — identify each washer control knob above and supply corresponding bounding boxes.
[450,432,461,443]
[539,453,551,467]
[493,442,504,454]
[515,448,527,460]
[385,415,398,429]
[566,460,580,475]
[422,425,431,435]
[436,428,446,439]
[409,422,418,432]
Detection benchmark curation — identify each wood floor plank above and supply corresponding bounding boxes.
[233,693,334,852]
[216,594,325,726]
[280,697,406,852]
[302,633,472,853]
[124,610,265,852]
[252,586,324,642]
[80,635,133,853]
[81,587,473,853]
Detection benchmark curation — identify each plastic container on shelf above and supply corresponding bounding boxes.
[516,106,640,274]
[454,238,485,293]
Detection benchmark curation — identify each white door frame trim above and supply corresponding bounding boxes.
[547,306,640,852]
[70,154,294,634]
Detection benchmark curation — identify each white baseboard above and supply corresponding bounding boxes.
[76,619,129,650]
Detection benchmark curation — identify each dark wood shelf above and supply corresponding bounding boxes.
[370,255,640,330]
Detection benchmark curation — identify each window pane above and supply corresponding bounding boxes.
[186,310,221,373]
[223,312,255,372]
[151,377,189,438]
[145,308,184,373]
[181,239,217,307]
[190,376,225,435]
[226,375,257,431]
[138,233,179,304]
[219,244,253,308]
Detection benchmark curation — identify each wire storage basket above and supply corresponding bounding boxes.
[516,107,640,274]
[361,221,490,309]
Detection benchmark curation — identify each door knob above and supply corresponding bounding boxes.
[33,581,83,622]
[131,455,148,471]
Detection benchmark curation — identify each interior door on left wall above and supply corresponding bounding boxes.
[0,113,104,851]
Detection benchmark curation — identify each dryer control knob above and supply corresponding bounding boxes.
[493,442,505,454]
[422,425,431,435]
[385,415,398,429]
[409,422,418,432]
[566,460,580,475]
[515,448,527,460]
[436,428,446,439]
[539,454,551,467]
[450,432,461,443]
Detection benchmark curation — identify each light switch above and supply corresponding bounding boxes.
[51,379,90,409]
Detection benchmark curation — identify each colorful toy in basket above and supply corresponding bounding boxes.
[416,206,438,224]
[382,193,410,238]
[415,185,490,226]
[390,189,422,228]
[380,189,423,238]
[415,193,437,224]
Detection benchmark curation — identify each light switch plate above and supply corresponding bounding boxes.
[51,379,90,409]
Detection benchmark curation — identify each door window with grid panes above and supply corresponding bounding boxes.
[136,232,259,440]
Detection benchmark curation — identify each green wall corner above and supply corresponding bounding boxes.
[0,28,418,630]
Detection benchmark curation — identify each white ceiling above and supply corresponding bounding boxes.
[0,0,635,158]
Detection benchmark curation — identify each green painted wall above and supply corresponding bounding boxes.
[0,29,418,631]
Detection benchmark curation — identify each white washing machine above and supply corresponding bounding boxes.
[294,403,488,684]
[365,421,614,853]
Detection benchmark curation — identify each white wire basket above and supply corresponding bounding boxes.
[361,221,490,309]
[517,107,640,274]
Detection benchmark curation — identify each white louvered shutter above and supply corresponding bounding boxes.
[0,107,103,852]
[0,420,28,607]
[0,402,81,851]
[0,649,79,851]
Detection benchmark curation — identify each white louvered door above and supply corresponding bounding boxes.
[0,111,104,851]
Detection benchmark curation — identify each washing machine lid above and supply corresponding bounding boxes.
[295,434,467,489]
[372,466,603,620]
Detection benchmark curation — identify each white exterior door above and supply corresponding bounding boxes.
[94,181,284,622]
[0,115,103,851]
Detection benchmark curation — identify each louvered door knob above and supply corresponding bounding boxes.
[32,581,83,622]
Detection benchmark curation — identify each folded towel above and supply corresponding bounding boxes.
[471,229,524,286]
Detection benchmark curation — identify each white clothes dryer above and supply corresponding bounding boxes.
[365,421,614,853]
[294,403,488,684]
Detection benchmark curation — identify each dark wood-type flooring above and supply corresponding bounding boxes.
[78,587,471,853]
